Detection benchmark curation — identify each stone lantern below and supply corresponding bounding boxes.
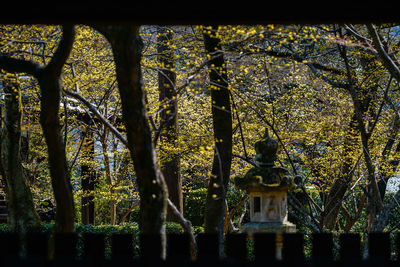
[235,128,300,257]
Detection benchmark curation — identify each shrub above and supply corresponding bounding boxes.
[0,222,201,258]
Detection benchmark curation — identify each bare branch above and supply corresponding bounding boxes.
[232,153,257,167]
[367,24,400,83]
[62,89,128,147]
[167,199,197,259]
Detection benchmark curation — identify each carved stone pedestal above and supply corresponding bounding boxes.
[242,221,296,234]
[242,221,296,260]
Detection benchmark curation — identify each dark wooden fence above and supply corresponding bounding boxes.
[0,232,398,266]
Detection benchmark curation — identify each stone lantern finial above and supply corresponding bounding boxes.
[254,127,278,167]
[235,128,297,192]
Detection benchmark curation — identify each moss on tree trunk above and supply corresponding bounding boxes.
[0,77,41,234]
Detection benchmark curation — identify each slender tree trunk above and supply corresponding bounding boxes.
[100,129,117,225]
[157,26,183,221]
[95,25,168,258]
[377,101,400,200]
[0,76,41,234]
[322,48,382,231]
[81,125,96,225]
[341,46,383,232]
[321,114,359,230]
[202,26,233,243]
[110,191,117,225]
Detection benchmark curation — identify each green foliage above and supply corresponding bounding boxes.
[0,222,198,258]
[183,182,249,228]
[383,191,400,232]
[183,183,207,227]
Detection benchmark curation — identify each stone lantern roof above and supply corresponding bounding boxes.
[235,128,298,192]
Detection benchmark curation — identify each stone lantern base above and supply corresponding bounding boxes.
[241,221,296,234]
[241,221,296,260]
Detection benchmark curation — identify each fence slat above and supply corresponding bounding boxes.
[26,232,48,260]
[139,234,162,263]
[83,233,105,261]
[0,232,20,264]
[282,233,304,263]
[111,233,133,259]
[196,233,220,260]
[339,233,361,261]
[225,233,247,264]
[369,232,390,262]
[310,233,334,267]
[312,233,333,259]
[396,233,400,262]
[167,233,191,259]
[253,233,276,263]
[166,233,191,267]
[54,233,78,259]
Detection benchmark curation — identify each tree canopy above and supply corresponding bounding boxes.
[1,23,400,255]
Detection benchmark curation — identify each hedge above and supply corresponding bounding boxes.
[0,222,204,258]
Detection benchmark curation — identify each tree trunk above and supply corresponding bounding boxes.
[0,76,41,234]
[0,26,76,233]
[110,188,117,225]
[377,103,400,200]
[156,26,183,221]
[81,126,96,225]
[37,26,76,233]
[321,114,359,230]
[100,129,116,225]
[202,26,233,242]
[340,46,383,232]
[95,25,168,258]
[322,49,382,231]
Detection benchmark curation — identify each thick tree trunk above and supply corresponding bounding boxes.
[157,26,183,221]
[202,26,233,241]
[37,26,76,233]
[0,26,76,233]
[0,77,41,234]
[38,73,75,233]
[95,25,168,258]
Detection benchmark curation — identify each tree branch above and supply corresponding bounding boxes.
[62,89,128,147]
[44,25,75,76]
[374,188,400,232]
[367,24,400,83]
[0,54,41,76]
[232,153,257,167]
[167,199,197,259]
